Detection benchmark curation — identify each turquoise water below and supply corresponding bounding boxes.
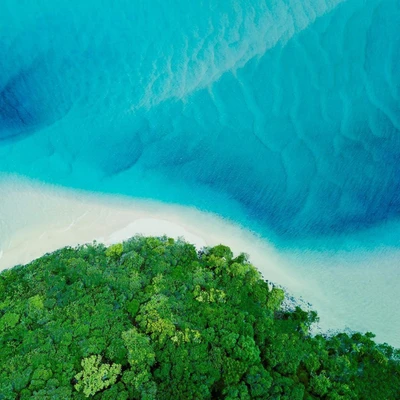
[0,0,399,249]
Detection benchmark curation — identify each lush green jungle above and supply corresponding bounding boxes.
[0,236,399,399]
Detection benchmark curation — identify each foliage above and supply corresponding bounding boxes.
[74,355,121,397]
[0,236,399,399]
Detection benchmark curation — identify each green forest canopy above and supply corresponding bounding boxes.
[0,236,399,399]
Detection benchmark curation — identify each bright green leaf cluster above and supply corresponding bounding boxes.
[74,355,121,397]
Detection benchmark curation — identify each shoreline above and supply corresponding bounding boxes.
[1,175,399,347]
[0,176,300,289]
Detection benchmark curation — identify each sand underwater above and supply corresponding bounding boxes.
[0,0,399,346]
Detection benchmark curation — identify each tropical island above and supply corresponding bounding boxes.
[0,236,399,399]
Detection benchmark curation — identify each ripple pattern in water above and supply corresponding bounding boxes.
[0,0,399,244]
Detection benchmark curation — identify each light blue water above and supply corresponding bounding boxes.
[0,0,399,250]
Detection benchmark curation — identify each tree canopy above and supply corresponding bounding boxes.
[0,236,399,399]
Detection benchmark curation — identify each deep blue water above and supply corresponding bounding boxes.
[1,0,399,248]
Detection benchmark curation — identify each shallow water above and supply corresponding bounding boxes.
[1,3,400,253]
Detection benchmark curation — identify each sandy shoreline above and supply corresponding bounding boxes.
[1,175,399,347]
[0,176,300,288]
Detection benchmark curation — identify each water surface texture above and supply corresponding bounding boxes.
[0,0,399,247]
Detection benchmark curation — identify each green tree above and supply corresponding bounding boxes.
[74,355,121,397]
[0,236,399,399]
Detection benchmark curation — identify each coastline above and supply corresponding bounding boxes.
[0,176,300,289]
[0,175,399,347]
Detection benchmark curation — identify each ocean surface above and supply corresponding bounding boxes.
[0,0,400,339]
[1,0,399,247]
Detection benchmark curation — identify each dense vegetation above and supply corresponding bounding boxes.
[0,236,399,399]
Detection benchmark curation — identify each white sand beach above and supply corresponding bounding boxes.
[0,175,399,347]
